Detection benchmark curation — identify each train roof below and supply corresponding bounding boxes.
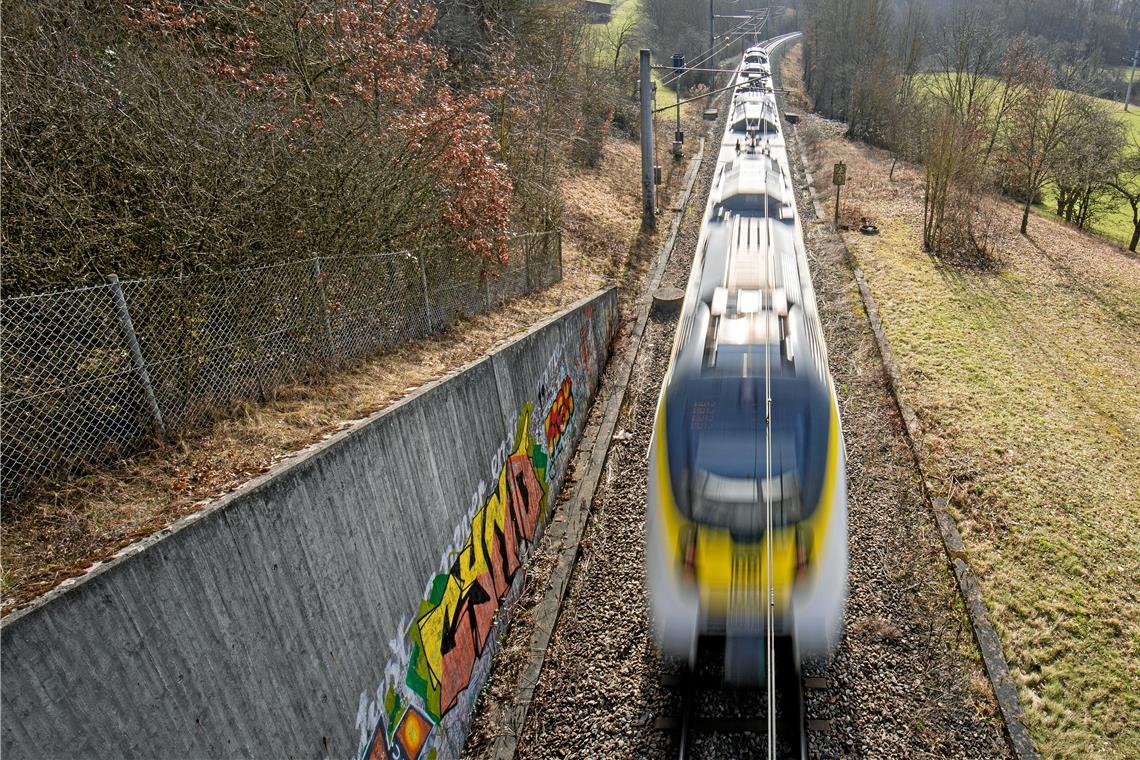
[667,41,830,388]
[729,101,779,134]
[714,153,791,211]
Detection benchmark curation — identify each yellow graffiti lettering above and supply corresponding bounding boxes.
[416,574,461,689]
[412,407,537,696]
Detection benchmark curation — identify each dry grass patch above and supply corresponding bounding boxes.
[1,128,701,616]
[801,117,1140,759]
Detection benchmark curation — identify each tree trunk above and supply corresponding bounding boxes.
[1021,196,1031,234]
[889,155,898,180]
[1077,187,1093,229]
[1131,222,1139,252]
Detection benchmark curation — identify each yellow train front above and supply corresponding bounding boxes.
[646,40,846,683]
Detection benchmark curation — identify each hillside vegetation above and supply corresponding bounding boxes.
[0,0,605,295]
[800,0,1140,256]
[913,73,1140,248]
[802,109,1140,760]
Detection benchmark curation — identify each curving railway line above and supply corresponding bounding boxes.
[464,30,1011,760]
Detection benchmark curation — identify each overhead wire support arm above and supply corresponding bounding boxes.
[652,77,775,114]
[650,65,753,74]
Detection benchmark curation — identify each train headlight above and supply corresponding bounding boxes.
[795,525,813,582]
[679,525,699,585]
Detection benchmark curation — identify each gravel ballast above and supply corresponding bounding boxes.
[465,47,1012,759]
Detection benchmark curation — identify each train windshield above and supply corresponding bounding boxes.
[665,374,831,537]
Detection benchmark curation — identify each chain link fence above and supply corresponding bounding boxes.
[1,230,562,504]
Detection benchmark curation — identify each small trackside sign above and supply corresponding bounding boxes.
[832,161,846,186]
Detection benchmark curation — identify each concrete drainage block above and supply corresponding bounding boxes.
[651,287,685,319]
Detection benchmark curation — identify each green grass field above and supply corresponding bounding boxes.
[586,0,701,123]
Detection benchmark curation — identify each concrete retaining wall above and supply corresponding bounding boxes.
[1,287,619,760]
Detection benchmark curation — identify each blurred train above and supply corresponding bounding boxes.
[646,35,847,684]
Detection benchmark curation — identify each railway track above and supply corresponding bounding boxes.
[465,30,1012,760]
[656,637,808,760]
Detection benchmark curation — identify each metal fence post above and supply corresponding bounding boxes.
[483,271,491,310]
[543,232,551,286]
[417,249,434,333]
[224,271,269,402]
[557,229,564,282]
[524,237,533,291]
[108,275,167,437]
[312,257,335,354]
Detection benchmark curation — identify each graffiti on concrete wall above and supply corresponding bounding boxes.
[543,377,574,461]
[358,406,550,760]
[353,304,613,760]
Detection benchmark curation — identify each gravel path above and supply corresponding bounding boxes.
[465,48,1013,759]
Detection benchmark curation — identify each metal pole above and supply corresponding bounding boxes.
[417,249,434,334]
[312,257,334,352]
[640,49,657,231]
[224,270,268,402]
[709,0,715,63]
[676,84,682,136]
[108,275,167,437]
[834,184,841,228]
[525,235,533,290]
[1125,44,1138,112]
[557,229,564,282]
[542,232,551,286]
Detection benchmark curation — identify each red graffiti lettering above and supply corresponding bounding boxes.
[507,452,543,543]
[544,377,575,453]
[440,574,496,713]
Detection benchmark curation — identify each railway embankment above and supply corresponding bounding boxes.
[787,38,1140,760]
[1,288,617,760]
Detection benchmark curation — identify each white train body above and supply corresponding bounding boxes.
[646,34,847,680]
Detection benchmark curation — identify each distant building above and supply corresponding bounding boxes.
[583,0,612,23]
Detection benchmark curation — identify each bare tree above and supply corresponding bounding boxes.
[932,6,1000,123]
[1109,132,1140,252]
[999,40,1082,235]
[886,0,927,179]
[1050,100,1125,230]
[918,99,995,260]
[601,9,645,79]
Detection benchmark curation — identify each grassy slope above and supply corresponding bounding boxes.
[804,114,1140,758]
[913,73,1139,249]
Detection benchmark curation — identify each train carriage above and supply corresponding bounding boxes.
[646,37,847,684]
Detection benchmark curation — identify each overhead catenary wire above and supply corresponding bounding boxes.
[656,34,768,126]
[651,65,757,74]
[665,15,754,76]
[652,76,777,114]
[662,21,761,87]
[660,12,768,88]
